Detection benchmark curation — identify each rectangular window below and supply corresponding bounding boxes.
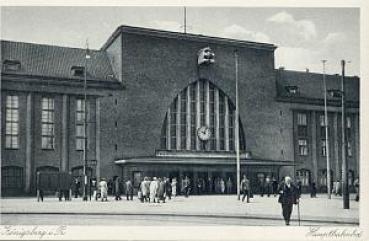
[347,141,352,157]
[297,113,307,125]
[5,95,19,149]
[296,170,310,186]
[297,113,308,137]
[298,139,308,156]
[41,97,55,149]
[321,139,327,156]
[75,99,88,151]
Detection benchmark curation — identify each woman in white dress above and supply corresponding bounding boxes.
[171,178,177,197]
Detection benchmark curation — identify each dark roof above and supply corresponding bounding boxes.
[101,25,277,51]
[1,40,117,82]
[277,69,359,103]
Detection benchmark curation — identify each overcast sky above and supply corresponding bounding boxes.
[1,6,360,76]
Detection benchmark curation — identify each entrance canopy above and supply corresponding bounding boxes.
[114,156,294,166]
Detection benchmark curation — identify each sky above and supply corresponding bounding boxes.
[0,6,360,76]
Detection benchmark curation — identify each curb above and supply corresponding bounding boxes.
[1,211,359,225]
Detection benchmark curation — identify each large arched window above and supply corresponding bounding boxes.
[160,79,245,152]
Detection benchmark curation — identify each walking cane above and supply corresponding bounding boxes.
[297,200,301,226]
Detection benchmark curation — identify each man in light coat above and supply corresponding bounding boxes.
[141,177,150,202]
[150,177,158,203]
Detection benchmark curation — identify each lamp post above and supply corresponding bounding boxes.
[235,50,241,201]
[327,60,350,209]
[322,60,331,199]
[82,41,91,201]
[340,60,349,209]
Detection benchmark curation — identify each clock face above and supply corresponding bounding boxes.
[197,126,211,141]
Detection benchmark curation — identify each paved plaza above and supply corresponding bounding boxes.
[0,194,359,226]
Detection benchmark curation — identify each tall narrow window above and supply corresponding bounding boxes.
[347,141,352,157]
[321,139,327,156]
[180,93,187,149]
[199,81,206,150]
[190,84,197,149]
[228,103,235,151]
[170,98,177,150]
[161,115,167,149]
[209,84,216,150]
[219,94,225,150]
[5,95,19,149]
[319,114,327,138]
[297,113,307,136]
[298,139,308,156]
[346,116,352,140]
[76,99,87,150]
[41,97,55,149]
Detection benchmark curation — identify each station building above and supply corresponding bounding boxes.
[1,25,359,195]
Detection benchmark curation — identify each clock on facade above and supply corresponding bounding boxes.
[197,126,211,141]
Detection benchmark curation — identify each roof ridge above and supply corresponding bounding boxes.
[278,68,359,78]
[1,39,101,52]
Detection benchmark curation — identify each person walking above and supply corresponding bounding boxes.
[165,177,172,200]
[107,178,113,196]
[73,177,80,198]
[207,177,213,194]
[125,179,134,201]
[278,176,299,225]
[157,178,166,203]
[310,182,317,198]
[150,177,158,203]
[220,178,225,194]
[272,177,278,197]
[226,177,233,194]
[171,178,177,197]
[241,175,251,203]
[99,178,108,202]
[196,178,203,195]
[114,177,122,201]
[183,176,191,198]
[265,176,270,197]
[354,177,359,202]
[143,177,151,202]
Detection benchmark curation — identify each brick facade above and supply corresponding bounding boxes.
[1,26,359,195]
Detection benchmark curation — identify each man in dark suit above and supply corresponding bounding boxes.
[278,176,299,225]
[241,175,251,203]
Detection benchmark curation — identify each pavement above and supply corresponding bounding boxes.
[0,194,359,225]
